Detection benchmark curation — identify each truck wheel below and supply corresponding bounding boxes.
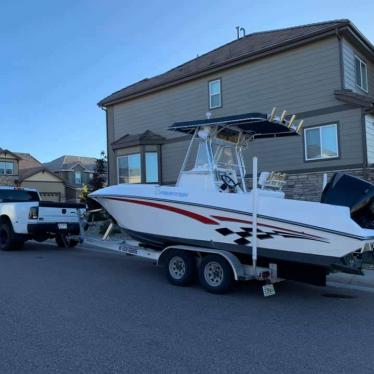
[198,255,234,294]
[55,233,79,248]
[0,221,24,251]
[165,250,196,286]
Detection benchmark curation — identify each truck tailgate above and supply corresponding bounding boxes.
[38,201,85,223]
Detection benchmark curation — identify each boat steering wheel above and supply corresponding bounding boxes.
[220,174,240,192]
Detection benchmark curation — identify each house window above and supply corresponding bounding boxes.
[145,152,159,183]
[0,161,15,175]
[304,124,339,161]
[117,151,159,184]
[117,154,141,184]
[75,171,82,184]
[209,79,222,109]
[355,56,368,92]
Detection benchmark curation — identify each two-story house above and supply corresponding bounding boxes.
[98,19,374,201]
[44,155,99,201]
[0,148,66,201]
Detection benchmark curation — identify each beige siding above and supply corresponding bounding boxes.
[108,36,367,184]
[160,108,363,183]
[342,38,374,95]
[25,171,62,182]
[161,141,190,183]
[244,108,363,173]
[112,37,341,141]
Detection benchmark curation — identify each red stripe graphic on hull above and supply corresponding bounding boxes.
[107,197,219,225]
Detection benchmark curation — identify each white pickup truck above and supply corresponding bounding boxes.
[0,187,86,250]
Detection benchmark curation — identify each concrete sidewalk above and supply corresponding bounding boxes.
[327,268,374,293]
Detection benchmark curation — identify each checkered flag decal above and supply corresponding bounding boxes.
[216,227,273,245]
[215,226,324,245]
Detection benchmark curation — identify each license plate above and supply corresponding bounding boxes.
[118,245,138,255]
[58,223,68,230]
[262,284,276,297]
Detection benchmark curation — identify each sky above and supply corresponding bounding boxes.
[1,0,374,162]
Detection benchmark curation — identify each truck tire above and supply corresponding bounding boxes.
[0,221,24,251]
[165,249,196,286]
[198,254,234,294]
[55,233,79,248]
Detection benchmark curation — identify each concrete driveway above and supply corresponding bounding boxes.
[0,241,373,374]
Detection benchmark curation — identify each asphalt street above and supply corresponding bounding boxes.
[0,241,373,374]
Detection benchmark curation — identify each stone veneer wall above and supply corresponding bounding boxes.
[283,168,374,202]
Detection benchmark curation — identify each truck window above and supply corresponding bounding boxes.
[0,189,40,203]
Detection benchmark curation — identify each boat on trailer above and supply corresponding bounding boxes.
[90,109,374,293]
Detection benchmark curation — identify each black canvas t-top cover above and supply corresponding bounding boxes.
[169,112,302,139]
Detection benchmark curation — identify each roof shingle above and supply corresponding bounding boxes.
[98,19,352,106]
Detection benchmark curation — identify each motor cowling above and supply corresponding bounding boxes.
[321,173,374,229]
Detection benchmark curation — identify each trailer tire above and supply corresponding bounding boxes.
[165,249,196,286]
[0,221,24,251]
[199,254,234,294]
[55,233,79,248]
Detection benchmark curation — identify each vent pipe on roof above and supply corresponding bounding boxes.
[236,26,246,39]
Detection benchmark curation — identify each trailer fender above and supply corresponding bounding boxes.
[158,245,245,281]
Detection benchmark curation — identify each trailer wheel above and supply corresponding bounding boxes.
[165,250,196,286]
[0,221,24,251]
[55,233,79,248]
[199,255,234,294]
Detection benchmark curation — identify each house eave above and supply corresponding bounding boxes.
[339,26,374,62]
[98,26,346,108]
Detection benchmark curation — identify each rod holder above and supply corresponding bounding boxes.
[296,120,304,134]
[280,110,287,123]
[269,107,277,122]
[288,114,296,128]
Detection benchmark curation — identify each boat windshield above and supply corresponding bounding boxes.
[212,141,241,175]
[177,127,247,192]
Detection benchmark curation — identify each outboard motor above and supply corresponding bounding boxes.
[321,173,374,229]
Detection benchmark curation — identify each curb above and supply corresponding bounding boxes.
[326,281,374,294]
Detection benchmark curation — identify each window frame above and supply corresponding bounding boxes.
[144,151,159,184]
[0,161,15,176]
[117,153,142,184]
[304,123,339,162]
[354,55,368,93]
[74,171,82,185]
[208,78,222,109]
[116,147,161,184]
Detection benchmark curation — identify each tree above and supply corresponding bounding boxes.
[79,184,89,203]
[86,151,107,210]
[90,151,107,192]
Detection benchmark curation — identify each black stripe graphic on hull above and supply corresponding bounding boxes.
[215,226,329,244]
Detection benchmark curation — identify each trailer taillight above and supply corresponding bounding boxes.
[29,206,39,220]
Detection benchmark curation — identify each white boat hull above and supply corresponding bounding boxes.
[91,184,374,270]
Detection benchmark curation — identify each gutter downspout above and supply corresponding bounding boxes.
[101,106,110,186]
[362,111,369,177]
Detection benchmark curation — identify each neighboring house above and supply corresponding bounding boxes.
[0,148,66,201]
[98,19,374,201]
[44,155,99,201]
